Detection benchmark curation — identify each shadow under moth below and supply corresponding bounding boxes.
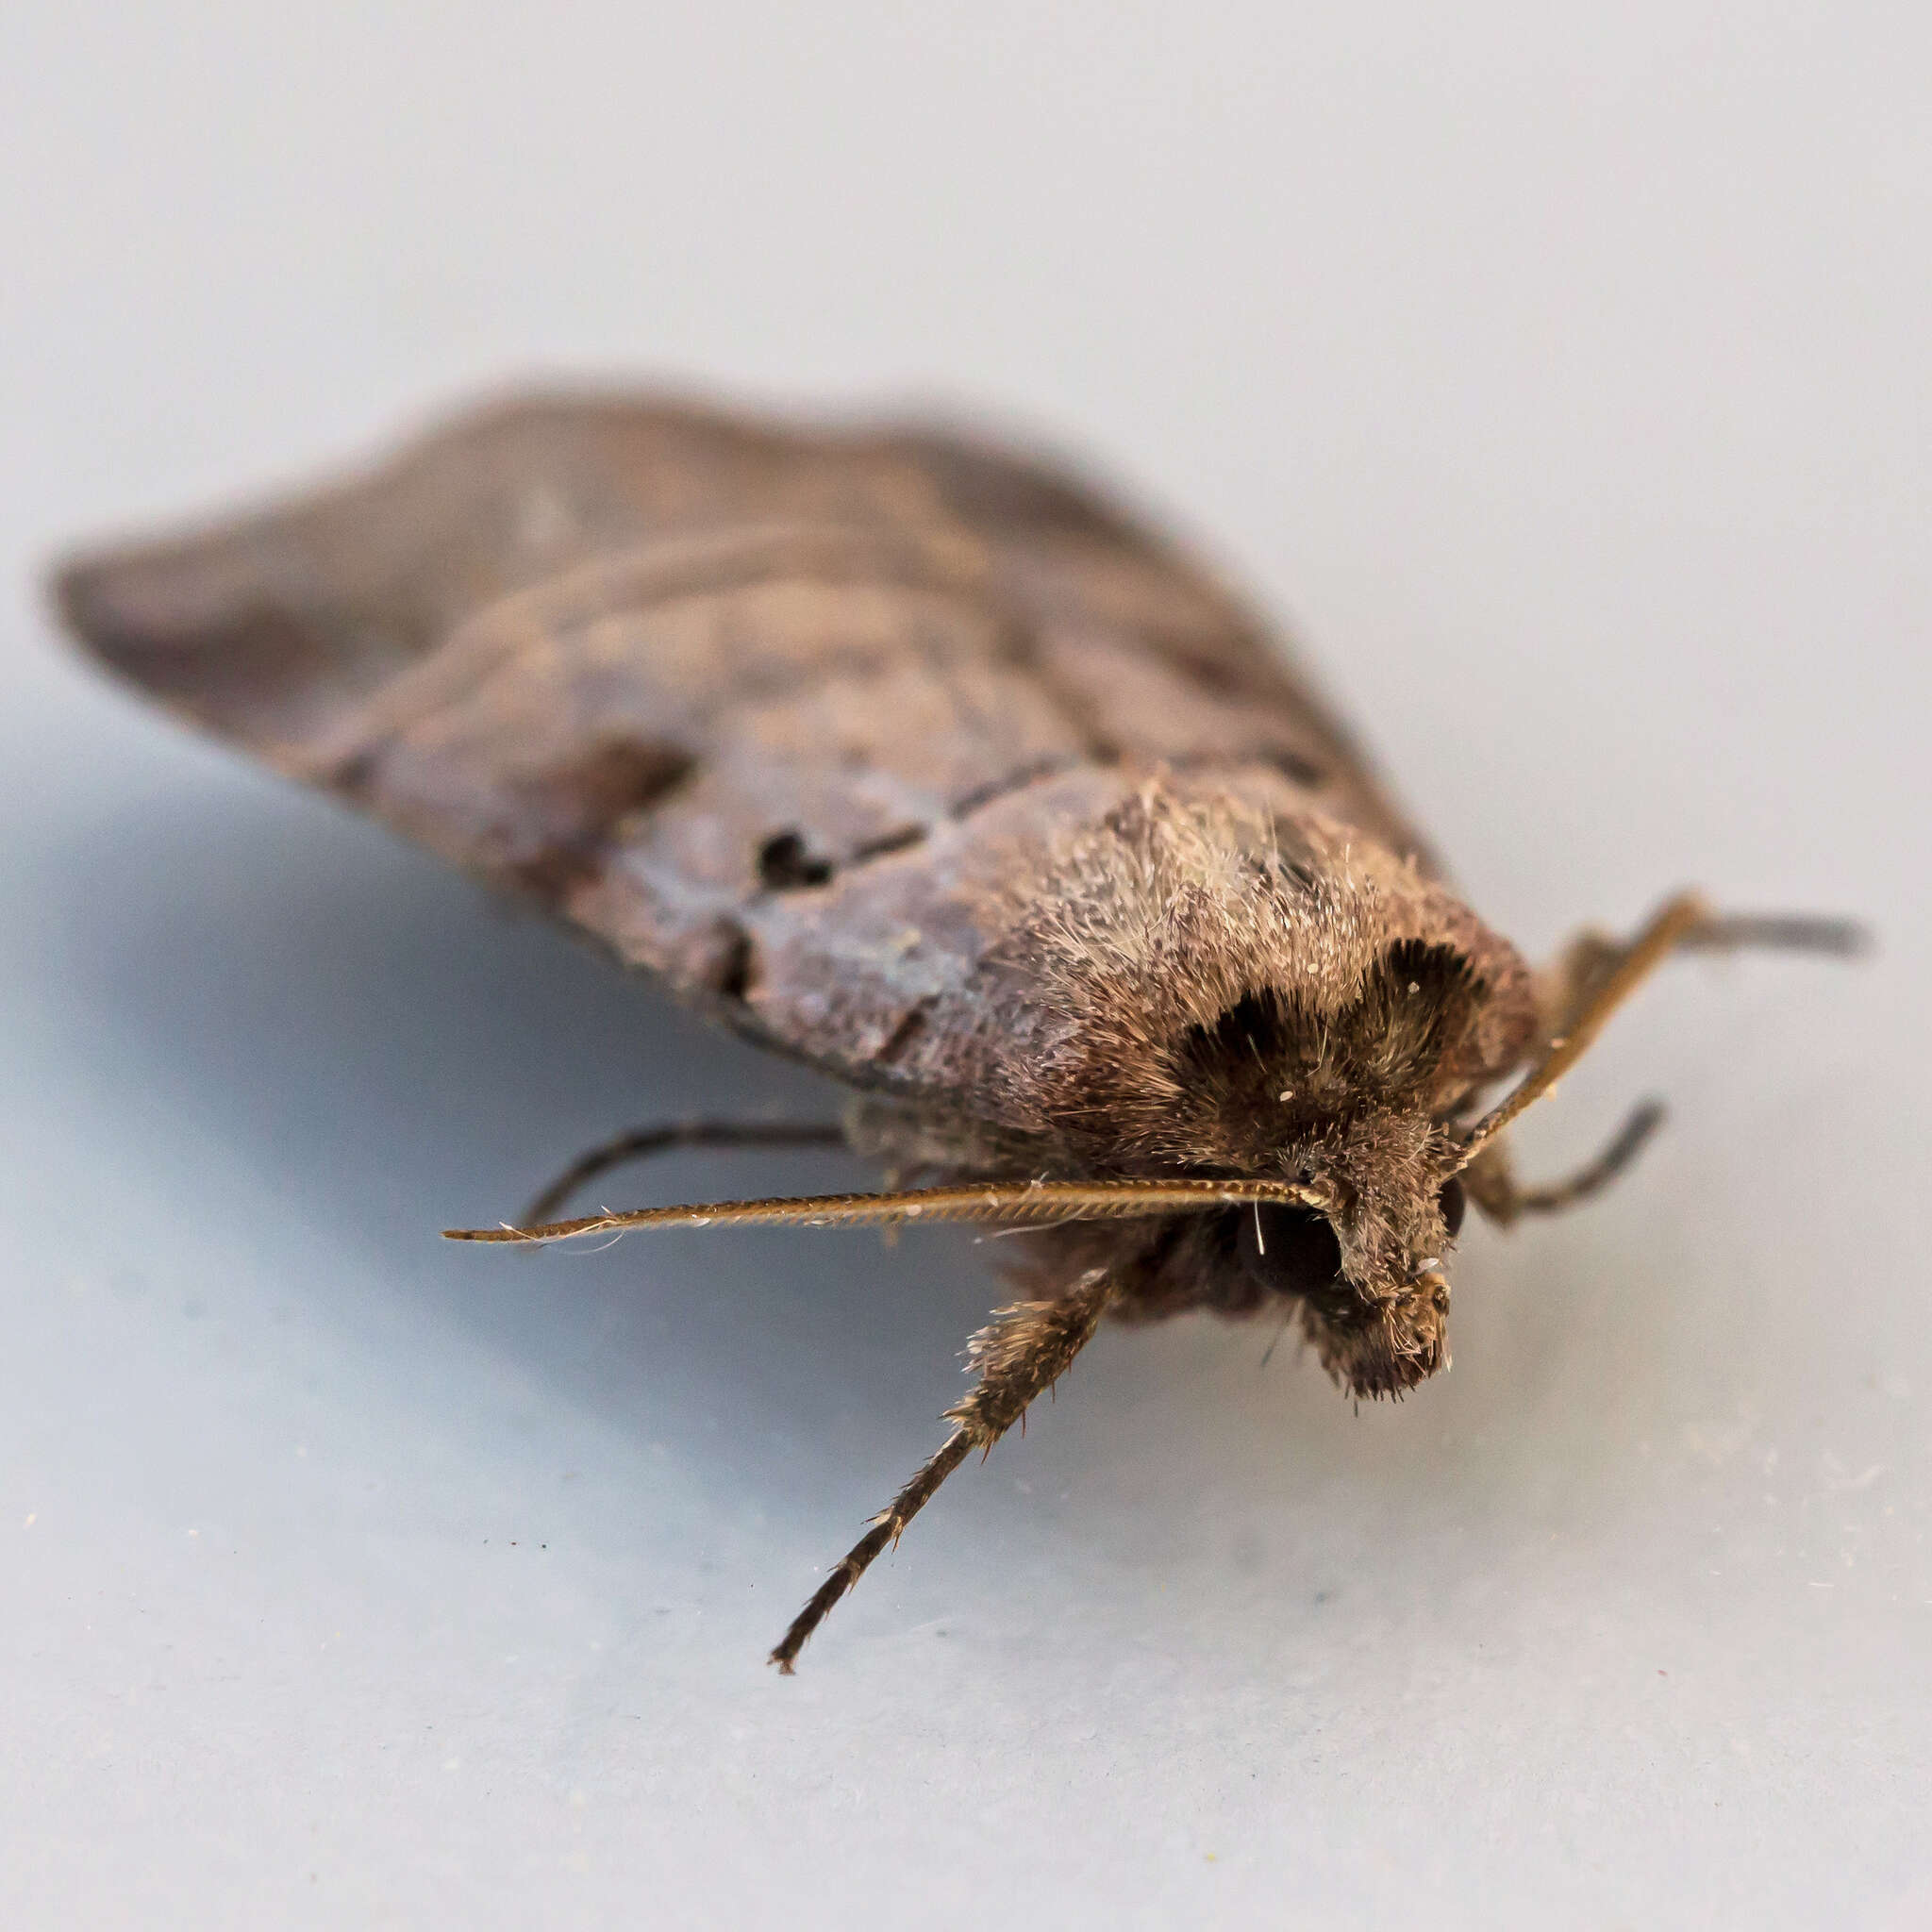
[53,390,1859,1671]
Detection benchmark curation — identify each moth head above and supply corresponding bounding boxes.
[983,783,1545,1394]
[1172,938,1505,1398]
[1226,1139,1466,1400]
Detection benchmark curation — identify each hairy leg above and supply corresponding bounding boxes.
[1533,906,1863,1053]
[1463,1102,1666,1226]
[1463,894,1861,1223]
[770,1268,1118,1674]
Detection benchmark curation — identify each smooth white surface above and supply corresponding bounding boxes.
[3,7,1927,1926]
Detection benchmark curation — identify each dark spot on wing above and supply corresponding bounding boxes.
[709,924,758,1002]
[758,828,835,891]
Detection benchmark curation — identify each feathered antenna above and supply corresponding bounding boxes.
[444,1174,1334,1245]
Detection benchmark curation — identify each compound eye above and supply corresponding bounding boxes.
[1439,1175,1467,1238]
[1237,1202,1344,1301]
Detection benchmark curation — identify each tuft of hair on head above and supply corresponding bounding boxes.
[974,779,1529,1172]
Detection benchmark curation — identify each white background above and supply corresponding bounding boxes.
[3,6,1926,1926]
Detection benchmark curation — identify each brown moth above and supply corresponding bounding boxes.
[52,390,1858,1672]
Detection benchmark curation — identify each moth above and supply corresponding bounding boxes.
[53,390,1857,1671]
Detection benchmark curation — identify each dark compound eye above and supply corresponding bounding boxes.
[1237,1202,1345,1303]
[1439,1175,1467,1238]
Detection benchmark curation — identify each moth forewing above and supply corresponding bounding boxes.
[52,386,1861,1670]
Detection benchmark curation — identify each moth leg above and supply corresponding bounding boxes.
[1470,897,1868,1218]
[770,1267,1117,1674]
[1532,929,1624,1055]
[519,1119,846,1226]
[1459,1138,1523,1225]
[1534,907,1865,1052]
[1462,1102,1666,1227]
